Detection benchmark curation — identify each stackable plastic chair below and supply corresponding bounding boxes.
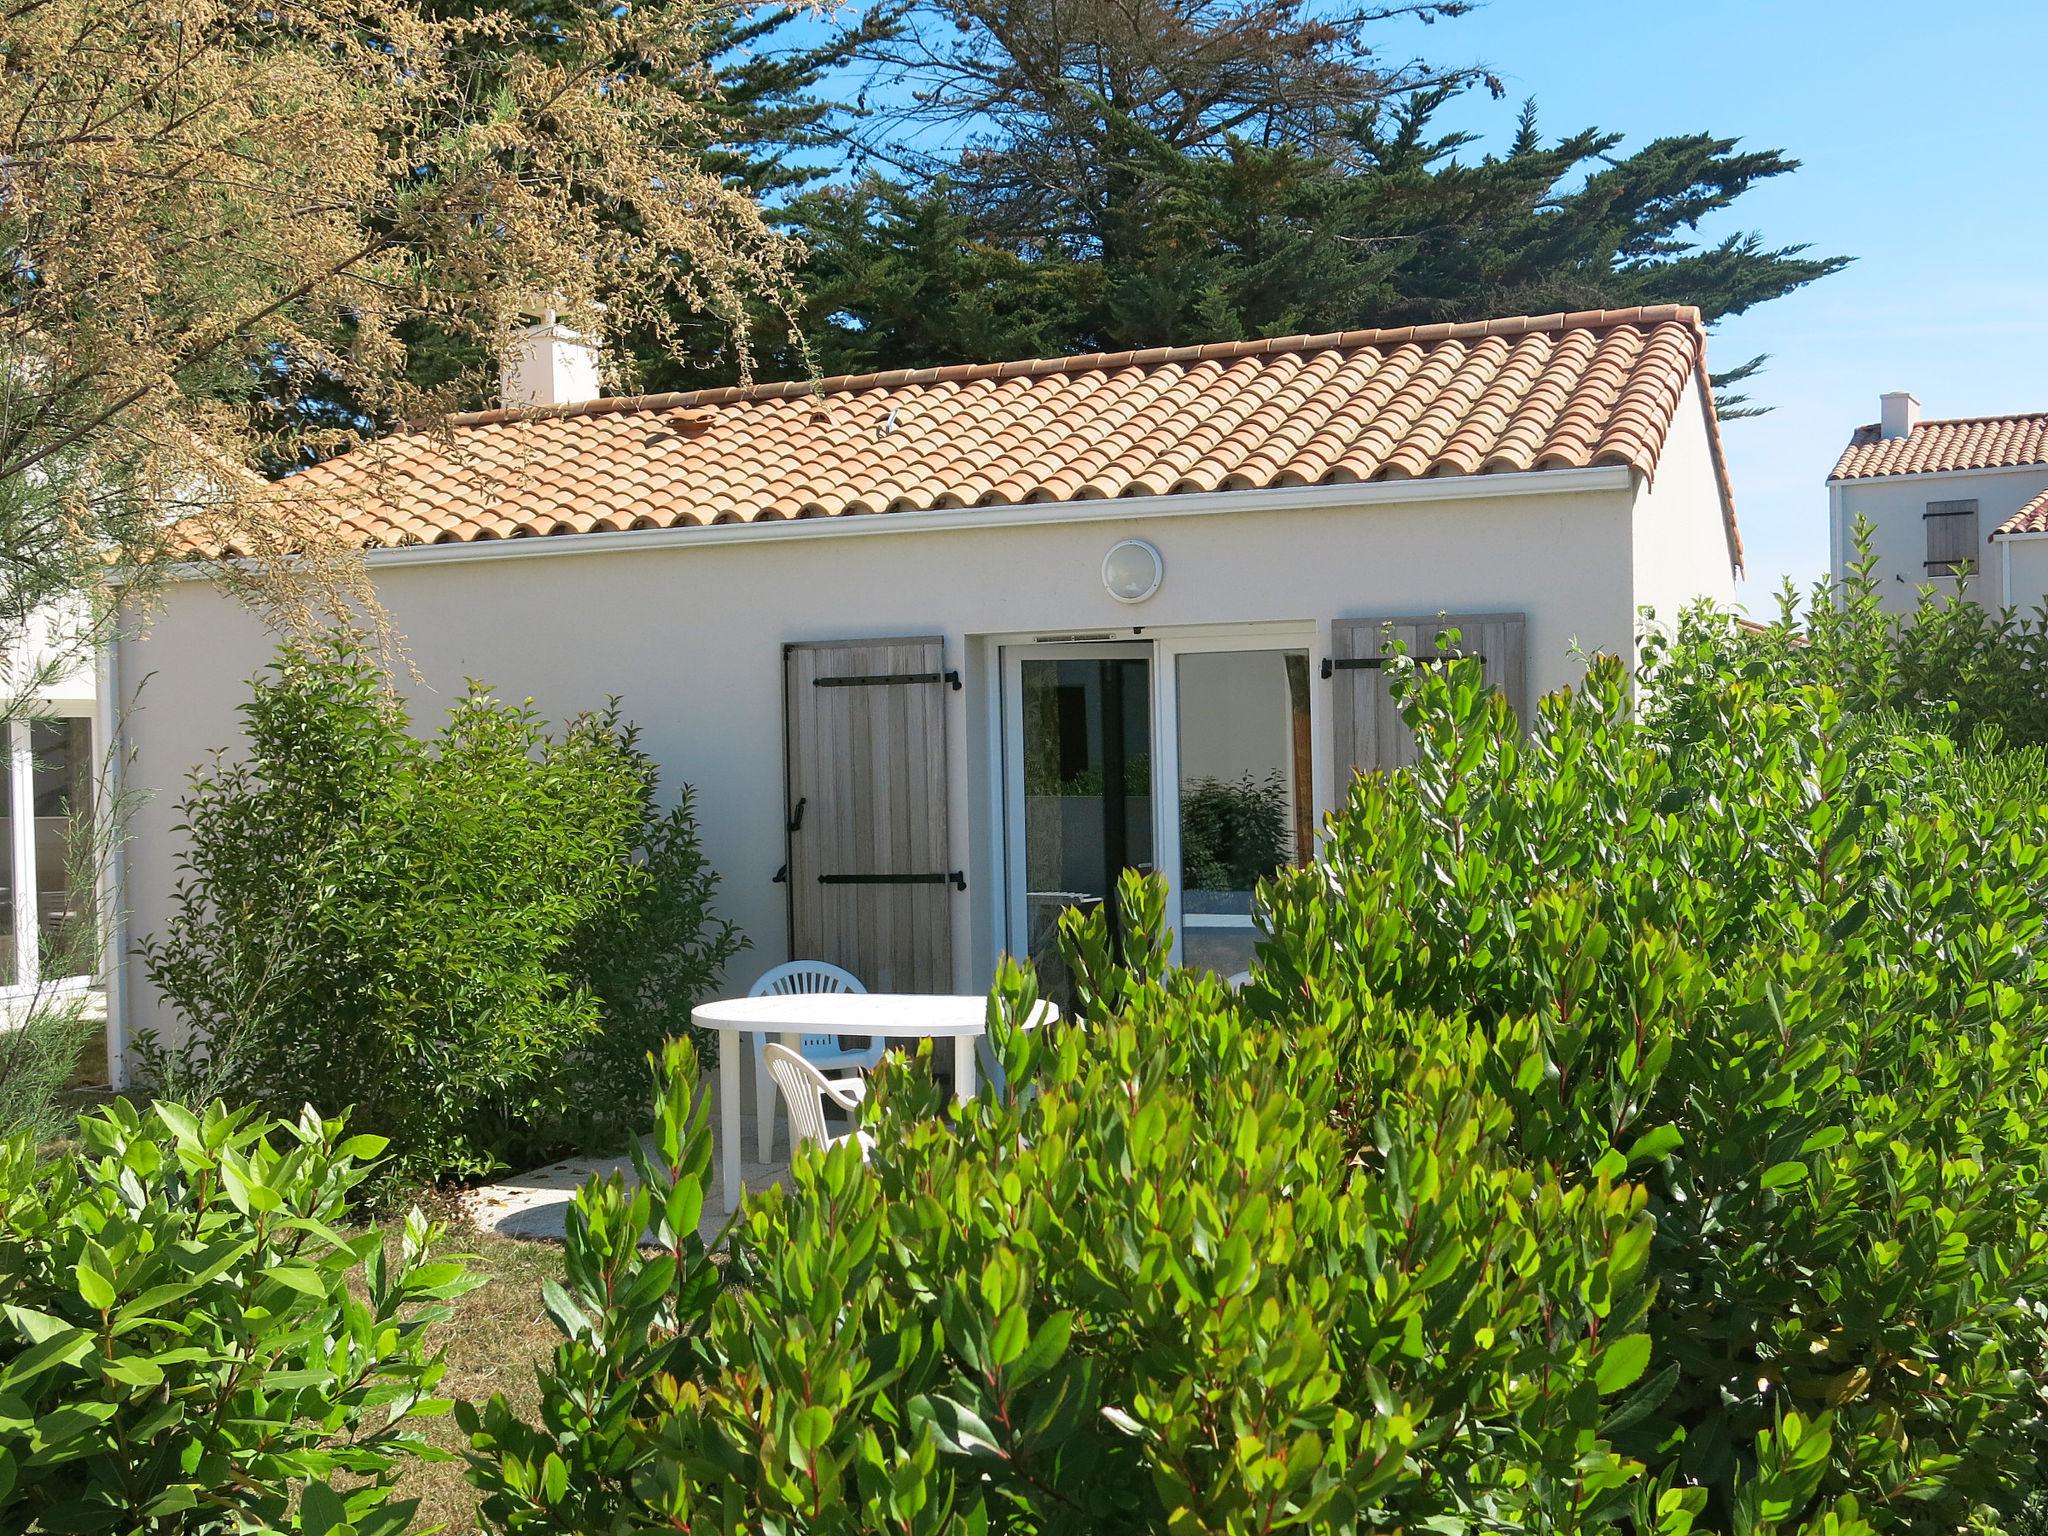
[747,961,882,1158]
[762,1043,871,1160]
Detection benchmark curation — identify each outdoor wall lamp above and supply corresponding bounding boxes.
[1102,538,1164,603]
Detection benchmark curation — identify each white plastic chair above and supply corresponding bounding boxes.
[748,961,883,1158]
[762,1043,871,1159]
[1225,970,1253,990]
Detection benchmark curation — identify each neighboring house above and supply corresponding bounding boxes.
[104,304,1741,1085]
[1828,393,2048,614]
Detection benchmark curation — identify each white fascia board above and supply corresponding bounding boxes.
[143,465,1637,583]
[1830,461,2048,490]
[1990,529,2048,543]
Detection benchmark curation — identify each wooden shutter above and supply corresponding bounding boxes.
[1925,499,1980,576]
[783,637,957,993]
[1328,611,1526,785]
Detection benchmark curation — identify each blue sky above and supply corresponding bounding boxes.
[1370,0,2048,602]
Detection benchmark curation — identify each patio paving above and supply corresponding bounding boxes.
[460,1104,792,1244]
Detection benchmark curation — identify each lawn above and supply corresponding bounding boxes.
[387,1219,566,1534]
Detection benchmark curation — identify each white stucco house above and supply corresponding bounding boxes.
[101,304,1741,1087]
[1827,392,2048,614]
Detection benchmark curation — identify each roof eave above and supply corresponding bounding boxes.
[144,464,1638,584]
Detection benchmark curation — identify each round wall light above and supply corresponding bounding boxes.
[1102,538,1165,604]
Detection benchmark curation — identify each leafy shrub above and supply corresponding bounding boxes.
[1254,647,2048,1531]
[1651,519,2048,752]
[139,637,742,1184]
[560,737,743,1148]
[0,1096,477,1533]
[1178,771,1292,892]
[462,993,1872,1535]
[0,997,96,1143]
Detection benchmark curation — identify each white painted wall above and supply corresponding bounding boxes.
[111,472,1722,1070]
[2005,538,2048,614]
[1631,373,1740,632]
[1831,465,2048,614]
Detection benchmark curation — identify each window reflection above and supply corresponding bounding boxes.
[1018,654,1153,1003]
[1175,650,1311,977]
[31,718,94,981]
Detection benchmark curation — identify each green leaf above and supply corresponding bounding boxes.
[1625,1125,1683,1164]
[1596,1333,1654,1396]
[792,1405,834,1452]
[102,1353,167,1391]
[1760,1161,1808,1190]
[264,1266,330,1299]
[75,1265,115,1313]
[539,1280,593,1341]
[1601,1360,1680,1437]
[0,1324,94,1389]
[299,1478,348,1536]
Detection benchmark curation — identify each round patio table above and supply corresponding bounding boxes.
[691,992,1054,1212]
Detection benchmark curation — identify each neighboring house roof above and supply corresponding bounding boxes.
[1992,487,2048,539]
[1830,411,2048,480]
[197,305,1738,565]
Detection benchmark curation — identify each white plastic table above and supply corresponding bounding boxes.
[691,992,1052,1212]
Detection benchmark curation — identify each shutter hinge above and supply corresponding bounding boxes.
[818,871,967,892]
[772,864,787,884]
[787,796,806,833]
[1322,653,1482,678]
[815,670,962,691]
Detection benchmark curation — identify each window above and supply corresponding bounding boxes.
[0,716,95,994]
[1926,499,1980,576]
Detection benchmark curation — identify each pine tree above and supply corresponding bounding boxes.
[789,86,1846,409]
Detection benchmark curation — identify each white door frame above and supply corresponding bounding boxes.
[991,621,1327,970]
[1150,627,1321,966]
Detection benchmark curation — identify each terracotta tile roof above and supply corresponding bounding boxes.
[1830,412,2048,480]
[1992,487,2048,539]
[201,305,1737,565]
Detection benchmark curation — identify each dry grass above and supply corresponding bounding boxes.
[391,1216,566,1535]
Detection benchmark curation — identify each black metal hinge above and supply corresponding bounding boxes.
[815,670,962,691]
[1321,653,1482,678]
[819,871,967,892]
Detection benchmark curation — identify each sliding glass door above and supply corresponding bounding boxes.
[1003,646,1153,999]
[1001,631,1315,985]
[1166,648,1312,977]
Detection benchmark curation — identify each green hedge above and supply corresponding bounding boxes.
[458,636,2048,1533]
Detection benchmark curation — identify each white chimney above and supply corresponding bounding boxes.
[1879,390,1920,440]
[499,307,602,410]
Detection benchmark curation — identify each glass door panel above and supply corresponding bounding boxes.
[31,718,93,980]
[1174,649,1311,976]
[1013,650,1153,999]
